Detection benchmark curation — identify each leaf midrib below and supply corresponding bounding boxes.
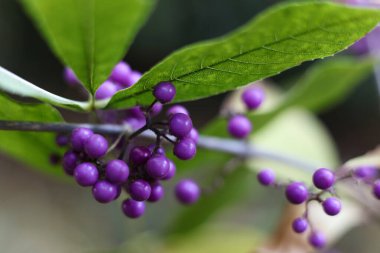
[109,13,372,106]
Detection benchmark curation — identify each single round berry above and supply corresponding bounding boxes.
[292,217,308,233]
[173,138,197,160]
[227,115,252,139]
[129,179,152,201]
[162,159,176,180]
[56,134,69,147]
[308,231,327,249]
[122,198,145,218]
[175,179,200,205]
[373,180,380,199]
[71,128,94,152]
[242,86,265,110]
[95,80,118,100]
[129,146,151,165]
[92,180,118,203]
[74,162,99,187]
[110,61,132,84]
[146,155,170,179]
[354,165,378,180]
[150,102,163,116]
[322,197,342,216]
[257,169,276,186]
[285,182,309,204]
[312,168,335,190]
[153,82,176,103]
[105,159,129,184]
[186,128,199,144]
[62,150,79,175]
[169,113,193,138]
[166,105,189,117]
[63,67,79,86]
[148,182,164,202]
[84,134,109,159]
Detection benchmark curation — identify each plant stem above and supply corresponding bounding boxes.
[0,120,317,172]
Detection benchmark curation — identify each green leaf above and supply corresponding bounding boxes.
[21,0,155,94]
[106,2,380,109]
[0,93,65,178]
[0,67,90,111]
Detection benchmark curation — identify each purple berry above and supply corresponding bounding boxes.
[322,197,342,216]
[308,231,327,249]
[74,162,99,186]
[125,71,142,87]
[285,182,309,204]
[84,134,108,159]
[354,165,378,180]
[186,128,199,144]
[227,115,252,139]
[241,86,265,110]
[129,146,151,165]
[92,180,118,203]
[173,138,196,160]
[146,155,170,179]
[169,113,193,138]
[95,80,118,100]
[105,159,129,184]
[312,168,335,190]
[162,159,176,180]
[110,62,132,84]
[148,144,165,155]
[56,134,69,147]
[166,105,189,117]
[62,150,79,175]
[373,180,380,199]
[129,179,151,201]
[257,169,275,186]
[71,128,93,152]
[63,67,79,86]
[148,182,164,202]
[122,198,145,218]
[292,217,308,233]
[175,179,200,205]
[150,102,163,116]
[153,82,176,103]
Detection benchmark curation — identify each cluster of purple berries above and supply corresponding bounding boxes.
[64,61,141,100]
[56,73,201,218]
[257,165,379,249]
[227,85,265,139]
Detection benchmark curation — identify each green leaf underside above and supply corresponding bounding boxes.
[0,93,65,177]
[0,67,89,111]
[107,2,380,109]
[168,56,372,235]
[21,0,155,94]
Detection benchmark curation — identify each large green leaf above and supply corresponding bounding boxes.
[0,67,90,111]
[106,2,380,109]
[21,0,155,94]
[0,93,65,177]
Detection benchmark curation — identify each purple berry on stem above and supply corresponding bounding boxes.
[162,159,176,180]
[95,80,118,100]
[129,146,151,165]
[148,182,164,202]
[285,182,309,204]
[129,179,152,201]
[92,180,118,203]
[312,168,335,190]
[122,198,145,218]
[105,159,129,184]
[169,113,193,138]
[110,62,132,84]
[84,134,109,159]
[322,197,342,216]
[62,150,79,175]
[175,179,200,205]
[292,217,308,233]
[257,169,275,186]
[308,231,327,249]
[71,128,93,152]
[241,86,265,110]
[146,155,170,179]
[173,138,197,160]
[227,115,252,139]
[74,162,99,187]
[153,82,176,103]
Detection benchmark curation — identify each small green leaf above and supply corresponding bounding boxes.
[0,93,65,178]
[0,67,90,111]
[21,0,155,94]
[106,2,380,109]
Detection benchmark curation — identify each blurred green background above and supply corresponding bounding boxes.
[0,0,379,252]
